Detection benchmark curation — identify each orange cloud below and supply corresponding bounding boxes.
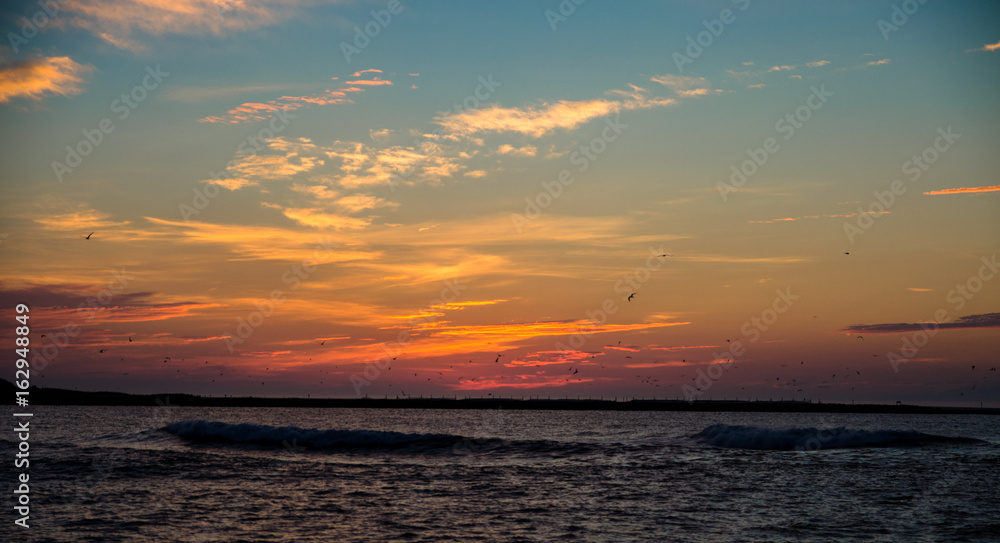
[507,349,603,367]
[430,299,508,310]
[62,0,305,51]
[34,204,130,232]
[967,40,1000,53]
[497,144,537,157]
[0,56,92,104]
[923,185,1000,195]
[260,204,371,230]
[323,141,463,188]
[428,320,689,342]
[351,69,383,77]
[144,217,380,262]
[650,74,722,97]
[452,374,594,390]
[605,345,640,352]
[437,98,622,138]
[345,79,392,86]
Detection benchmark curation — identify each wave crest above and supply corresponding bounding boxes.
[693,424,985,450]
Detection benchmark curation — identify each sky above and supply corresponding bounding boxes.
[0,0,998,406]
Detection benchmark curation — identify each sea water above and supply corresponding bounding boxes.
[3,406,999,542]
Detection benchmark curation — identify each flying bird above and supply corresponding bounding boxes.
[627,293,636,302]
[82,232,94,240]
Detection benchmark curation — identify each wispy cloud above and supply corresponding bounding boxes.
[199,71,389,124]
[843,313,1000,333]
[345,79,392,86]
[497,144,537,157]
[649,74,723,97]
[966,40,1000,53]
[435,76,699,139]
[923,185,1000,195]
[806,60,830,67]
[144,217,380,262]
[261,204,371,230]
[163,83,314,102]
[435,98,622,138]
[0,56,92,104]
[33,204,130,232]
[865,58,891,67]
[429,320,689,342]
[749,211,887,224]
[323,140,464,188]
[206,140,322,188]
[61,0,315,52]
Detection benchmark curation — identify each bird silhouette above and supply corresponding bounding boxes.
[82,232,94,240]
[627,293,636,302]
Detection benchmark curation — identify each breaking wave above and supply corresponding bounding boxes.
[692,424,987,450]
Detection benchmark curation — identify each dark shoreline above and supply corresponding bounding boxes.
[5,380,998,414]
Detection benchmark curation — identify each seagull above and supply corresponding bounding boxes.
[128,336,133,342]
[82,232,94,240]
[627,293,636,302]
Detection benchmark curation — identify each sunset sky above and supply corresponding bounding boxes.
[1,0,998,405]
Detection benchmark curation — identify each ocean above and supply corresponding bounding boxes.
[5,406,999,542]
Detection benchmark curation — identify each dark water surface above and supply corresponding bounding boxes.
[4,406,999,542]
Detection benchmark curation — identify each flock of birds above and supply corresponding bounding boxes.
[49,236,997,401]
